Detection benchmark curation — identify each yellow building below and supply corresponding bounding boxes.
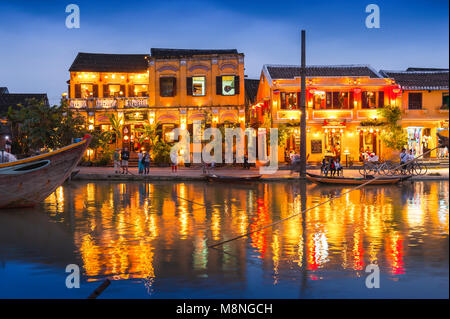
[380,68,449,159]
[253,64,401,164]
[68,49,245,152]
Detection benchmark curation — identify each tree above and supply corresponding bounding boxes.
[136,121,161,151]
[105,113,123,148]
[377,105,408,151]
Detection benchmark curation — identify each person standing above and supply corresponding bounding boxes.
[143,151,150,175]
[5,137,11,153]
[121,147,130,174]
[113,148,121,174]
[399,148,408,174]
[138,149,144,175]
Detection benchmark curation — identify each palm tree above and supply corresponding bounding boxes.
[106,113,123,148]
[136,121,161,155]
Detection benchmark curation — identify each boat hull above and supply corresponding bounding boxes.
[206,174,262,183]
[306,173,410,185]
[0,138,90,208]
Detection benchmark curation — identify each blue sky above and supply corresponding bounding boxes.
[0,0,448,105]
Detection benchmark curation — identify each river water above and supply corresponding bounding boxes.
[0,180,448,298]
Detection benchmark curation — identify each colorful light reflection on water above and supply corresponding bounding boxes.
[0,181,448,298]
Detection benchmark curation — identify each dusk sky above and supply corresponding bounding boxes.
[0,0,448,105]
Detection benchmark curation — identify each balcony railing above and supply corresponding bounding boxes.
[95,98,117,108]
[125,97,148,108]
[69,98,87,108]
[68,97,150,109]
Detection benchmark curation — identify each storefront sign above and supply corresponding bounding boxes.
[124,112,148,121]
[311,139,322,154]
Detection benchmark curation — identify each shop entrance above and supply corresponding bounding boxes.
[407,127,423,157]
[359,128,378,160]
[324,129,342,160]
[122,124,147,152]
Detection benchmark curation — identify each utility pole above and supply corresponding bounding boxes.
[299,30,307,178]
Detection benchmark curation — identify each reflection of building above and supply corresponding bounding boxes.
[380,68,449,159]
[67,49,245,153]
[252,65,400,163]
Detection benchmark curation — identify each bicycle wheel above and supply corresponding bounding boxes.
[364,163,375,176]
[381,162,394,176]
[414,162,427,176]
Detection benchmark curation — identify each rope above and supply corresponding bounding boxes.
[208,145,441,249]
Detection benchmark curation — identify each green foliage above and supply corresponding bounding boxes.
[377,104,402,125]
[152,140,172,165]
[91,149,113,166]
[377,105,408,151]
[359,119,385,126]
[7,98,85,154]
[136,121,161,151]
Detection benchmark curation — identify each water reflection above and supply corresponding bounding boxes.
[0,181,448,298]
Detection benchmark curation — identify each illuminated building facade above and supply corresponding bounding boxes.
[380,68,449,159]
[253,65,449,163]
[67,49,245,152]
[253,64,400,163]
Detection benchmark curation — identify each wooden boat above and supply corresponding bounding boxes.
[206,174,262,183]
[0,136,91,208]
[306,172,411,185]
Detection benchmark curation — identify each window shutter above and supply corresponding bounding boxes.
[326,92,332,109]
[378,91,384,108]
[361,92,368,108]
[216,76,222,95]
[280,92,286,109]
[120,85,126,97]
[93,85,98,98]
[349,91,354,109]
[332,92,339,109]
[172,77,177,97]
[68,85,71,98]
[159,77,164,96]
[103,85,109,98]
[186,77,193,96]
[75,84,81,98]
[234,76,240,94]
[128,85,135,97]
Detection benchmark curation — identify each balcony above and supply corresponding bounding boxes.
[95,98,117,108]
[124,97,148,108]
[69,98,87,108]
[312,109,353,120]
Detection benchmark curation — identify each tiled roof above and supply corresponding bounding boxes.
[406,67,449,72]
[264,64,382,80]
[151,48,239,58]
[69,52,149,72]
[0,93,49,116]
[244,79,259,105]
[380,69,449,90]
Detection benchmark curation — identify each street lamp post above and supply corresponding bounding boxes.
[299,30,307,178]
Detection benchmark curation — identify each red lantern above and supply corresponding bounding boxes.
[353,87,362,94]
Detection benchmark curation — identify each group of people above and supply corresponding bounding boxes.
[400,148,416,172]
[113,147,130,174]
[113,147,152,175]
[321,157,343,176]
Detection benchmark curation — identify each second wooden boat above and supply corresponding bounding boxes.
[0,136,91,208]
[206,174,262,183]
[306,173,411,185]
